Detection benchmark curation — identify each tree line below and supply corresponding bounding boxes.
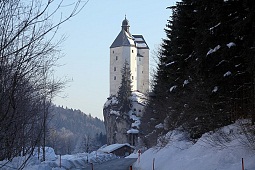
[47,106,106,155]
[141,0,255,147]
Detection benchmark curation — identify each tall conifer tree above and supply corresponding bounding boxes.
[117,60,132,114]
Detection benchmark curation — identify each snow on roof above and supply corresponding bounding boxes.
[133,35,149,49]
[110,30,135,48]
[136,42,148,48]
[134,37,144,41]
[127,128,139,134]
[98,143,133,153]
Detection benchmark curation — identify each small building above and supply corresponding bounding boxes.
[98,143,135,157]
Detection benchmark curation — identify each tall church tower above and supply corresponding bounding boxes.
[109,17,149,96]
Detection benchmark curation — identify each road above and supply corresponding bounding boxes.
[73,158,137,170]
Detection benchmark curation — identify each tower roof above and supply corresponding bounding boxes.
[110,29,135,48]
[133,35,149,49]
[122,16,130,32]
[110,17,149,49]
[110,16,134,48]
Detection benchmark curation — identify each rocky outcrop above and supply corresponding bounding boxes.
[103,92,146,146]
[103,96,130,145]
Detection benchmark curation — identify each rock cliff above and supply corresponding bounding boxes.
[103,92,146,146]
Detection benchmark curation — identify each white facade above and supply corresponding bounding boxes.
[110,17,149,96]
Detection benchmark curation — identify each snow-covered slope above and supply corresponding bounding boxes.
[133,121,255,170]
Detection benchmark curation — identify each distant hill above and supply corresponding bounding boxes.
[46,105,106,155]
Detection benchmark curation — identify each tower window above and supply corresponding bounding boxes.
[114,76,116,80]
[113,50,114,54]
[114,67,116,71]
[132,76,134,80]
[139,58,141,61]
[142,71,143,73]
[132,50,134,53]
[116,56,118,60]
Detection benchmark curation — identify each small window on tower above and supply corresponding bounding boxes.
[132,50,134,53]
[132,76,134,80]
[114,76,116,80]
[142,71,143,74]
[113,50,114,54]
[114,67,116,71]
[139,58,141,61]
[116,56,118,60]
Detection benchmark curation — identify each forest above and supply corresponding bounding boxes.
[141,0,255,147]
[46,106,106,155]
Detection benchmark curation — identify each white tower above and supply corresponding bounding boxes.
[109,17,149,96]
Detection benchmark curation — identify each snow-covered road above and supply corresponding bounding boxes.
[94,158,136,170]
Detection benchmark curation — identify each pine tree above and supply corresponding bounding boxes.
[142,0,255,144]
[117,60,132,114]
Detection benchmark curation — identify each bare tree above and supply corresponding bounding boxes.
[0,0,88,168]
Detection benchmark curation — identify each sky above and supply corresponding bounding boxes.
[53,0,177,120]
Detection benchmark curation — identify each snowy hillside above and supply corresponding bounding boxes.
[133,121,255,170]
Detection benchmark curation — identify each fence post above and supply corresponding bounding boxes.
[138,149,141,163]
[91,163,94,170]
[152,158,155,170]
[59,154,61,168]
[242,158,244,170]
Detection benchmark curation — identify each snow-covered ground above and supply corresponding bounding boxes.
[0,147,118,170]
[133,121,255,170]
[2,121,255,170]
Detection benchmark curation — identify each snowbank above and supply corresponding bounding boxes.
[133,123,255,170]
[0,147,117,170]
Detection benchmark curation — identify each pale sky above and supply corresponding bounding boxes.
[53,0,177,120]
